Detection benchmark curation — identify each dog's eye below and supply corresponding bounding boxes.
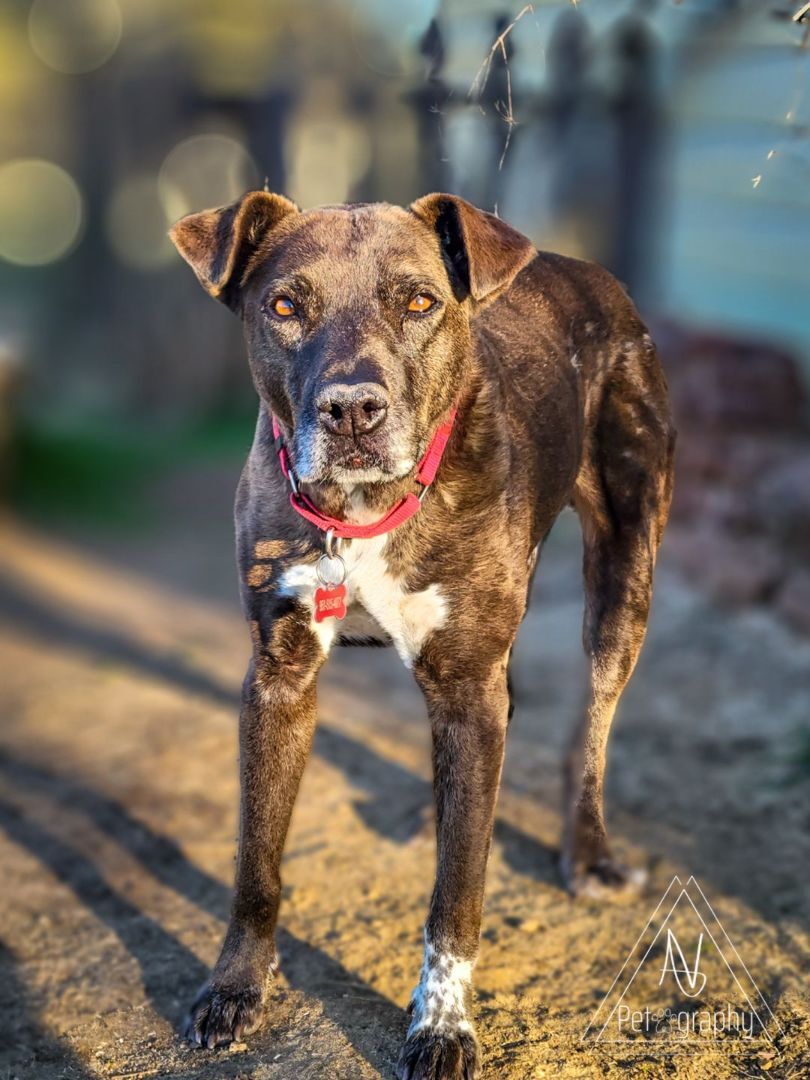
[408,293,435,314]
[271,296,296,318]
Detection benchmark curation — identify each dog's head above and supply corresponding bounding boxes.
[170,193,534,486]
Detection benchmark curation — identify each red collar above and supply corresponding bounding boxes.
[271,407,457,540]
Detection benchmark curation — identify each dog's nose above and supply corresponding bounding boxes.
[316,383,389,437]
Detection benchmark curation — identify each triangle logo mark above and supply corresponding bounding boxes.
[582,875,783,1047]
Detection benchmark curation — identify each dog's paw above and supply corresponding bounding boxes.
[561,853,647,900]
[396,1028,480,1080]
[183,981,266,1049]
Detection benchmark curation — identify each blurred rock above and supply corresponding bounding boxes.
[775,568,810,637]
[666,526,784,606]
[658,322,806,434]
[753,453,810,557]
[655,320,810,635]
[720,433,797,488]
[670,478,751,534]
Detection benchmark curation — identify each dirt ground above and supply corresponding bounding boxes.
[1,458,809,1080]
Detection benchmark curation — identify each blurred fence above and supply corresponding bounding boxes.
[0,0,808,430]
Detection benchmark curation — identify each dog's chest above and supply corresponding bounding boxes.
[279,534,447,666]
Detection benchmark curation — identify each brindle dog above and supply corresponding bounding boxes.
[170,191,675,1079]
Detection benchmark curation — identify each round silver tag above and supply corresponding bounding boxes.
[316,553,346,587]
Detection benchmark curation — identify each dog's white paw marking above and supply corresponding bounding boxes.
[408,940,474,1036]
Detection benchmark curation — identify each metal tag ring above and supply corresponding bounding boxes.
[316,552,346,588]
[324,527,341,559]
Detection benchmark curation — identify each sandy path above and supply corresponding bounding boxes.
[0,462,808,1079]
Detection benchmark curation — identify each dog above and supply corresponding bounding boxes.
[169,191,675,1079]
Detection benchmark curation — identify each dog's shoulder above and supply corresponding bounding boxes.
[476,249,651,371]
[514,250,641,325]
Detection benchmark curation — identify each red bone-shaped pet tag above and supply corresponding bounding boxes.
[314,548,347,622]
[314,582,346,622]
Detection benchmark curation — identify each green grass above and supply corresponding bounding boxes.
[12,411,255,529]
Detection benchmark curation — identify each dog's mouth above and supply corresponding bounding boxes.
[292,426,415,487]
[325,442,416,487]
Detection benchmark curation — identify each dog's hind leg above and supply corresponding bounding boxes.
[562,343,675,897]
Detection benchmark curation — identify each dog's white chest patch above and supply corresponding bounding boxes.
[279,534,447,665]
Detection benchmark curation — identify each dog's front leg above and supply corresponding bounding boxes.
[398,649,511,1080]
[185,604,325,1048]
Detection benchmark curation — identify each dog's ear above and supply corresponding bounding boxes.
[409,193,535,304]
[169,190,299,310]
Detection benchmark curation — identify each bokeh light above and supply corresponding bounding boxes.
[28,0,122,75]
[0,158,82,266]
[106,174,178,270]
[285,81,372,206]
[286,118,371,207]
[158,133,259,221]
